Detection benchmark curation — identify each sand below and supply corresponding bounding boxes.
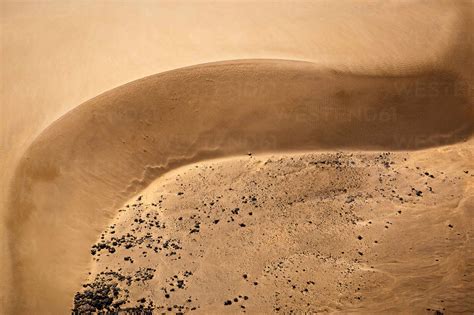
[5,58,473,314]
[74,147,473,314]
[1,1,473,314]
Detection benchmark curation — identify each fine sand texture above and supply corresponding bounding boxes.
[6,59,473,314]
[1,0,472,215]
[1,1,473,314]
[74,147,473,314]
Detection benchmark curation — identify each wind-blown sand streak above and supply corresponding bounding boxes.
[5,59,473,313]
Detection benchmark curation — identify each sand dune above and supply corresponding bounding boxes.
[1,1,473,314]
[5,59,473,313]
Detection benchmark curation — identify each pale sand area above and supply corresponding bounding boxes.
[1,1,473,314]
[75,145,473,314]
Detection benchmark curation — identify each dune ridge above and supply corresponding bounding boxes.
[5,59,473,314]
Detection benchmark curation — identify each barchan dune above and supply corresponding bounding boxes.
[2,1,473,315]
[7,59,473,313]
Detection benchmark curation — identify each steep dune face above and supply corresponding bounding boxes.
[6,59,473,313]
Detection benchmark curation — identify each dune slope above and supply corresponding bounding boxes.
[6,59,473,314]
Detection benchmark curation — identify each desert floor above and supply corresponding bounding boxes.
[73,144,473,314]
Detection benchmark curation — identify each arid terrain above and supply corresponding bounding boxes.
[74,147,473,314]
[1,1,473,314]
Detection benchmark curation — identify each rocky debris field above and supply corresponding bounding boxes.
[73,150,473,314]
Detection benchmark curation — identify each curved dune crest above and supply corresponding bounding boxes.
[6,59,473,313]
